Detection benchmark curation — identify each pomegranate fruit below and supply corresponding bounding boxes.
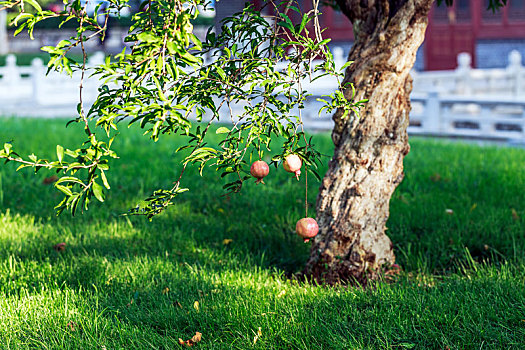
[250,160,269,184]
[283,154,302,180]
[296,217,319,243]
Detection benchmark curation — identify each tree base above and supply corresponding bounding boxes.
[305,0,433,285]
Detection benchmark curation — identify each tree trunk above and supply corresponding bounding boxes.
[305,0,434,284]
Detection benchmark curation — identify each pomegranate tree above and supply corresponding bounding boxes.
[1,0,391,284]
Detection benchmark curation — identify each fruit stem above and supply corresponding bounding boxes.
[304,167,308,218]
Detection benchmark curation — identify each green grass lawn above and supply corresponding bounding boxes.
[0,117,524,349]
[0,53,91,66]
[0,53,51,66]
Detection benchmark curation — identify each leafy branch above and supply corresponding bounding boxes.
[0,0,366,218]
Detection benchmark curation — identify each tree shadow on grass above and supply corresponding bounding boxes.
[0,165,316,295]
[1,135,525,282]
[1,157,524,280]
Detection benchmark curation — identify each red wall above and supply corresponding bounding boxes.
[426,0,525,70]
[253,1,525,70]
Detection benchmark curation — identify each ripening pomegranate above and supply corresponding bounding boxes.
[250,160,269,184]
[283,154,302,180]
[296,217,319,243]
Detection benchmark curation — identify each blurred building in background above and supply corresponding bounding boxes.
[1,0,524,71]
[425,0,525,69]
[243,0,525,71]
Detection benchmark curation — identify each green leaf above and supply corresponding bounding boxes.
[25,0,42,13]
[56,176,85,186]
[70,194,80,216]
[281,13,293,27]
[13,13,32,27]
[180,52,200,65]
[189,34,202,51]
[153,76,168,101]
[216,127,230,134]
[65,149,79,158]
[341,61,354,70]
[216,66,226,81]
[3,143,12,155]
[100,170,111,189]
[298,13,310,34]
[56,145,64,163]
[137,32,158,43]
[277,21,293,32]
[55,184,73,197]
[166,41,180,55]
[318,38,331,47]
[92,181,105,202]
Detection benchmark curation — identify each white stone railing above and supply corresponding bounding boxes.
[408,92,525,140]
[299,92,525,140]
[412,51,525,97]
[0,51,105,116]
[1,48,525,141]
[289,50,525,141]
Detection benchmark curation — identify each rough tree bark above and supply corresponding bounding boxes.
[305,0,434,284]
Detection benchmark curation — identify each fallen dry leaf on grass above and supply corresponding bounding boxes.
[179,332,202,347]
[53,242,66,252]
[385,264,401,275]
[430,173,441,182]
[384,263,402,282]
[66,321,77,332]
[253,327,262,345]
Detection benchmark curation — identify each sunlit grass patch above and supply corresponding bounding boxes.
[0,117,524,348]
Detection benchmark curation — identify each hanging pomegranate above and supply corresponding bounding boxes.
[283,154,302,180]
[296,217,319,243]
[250,160,270,184]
